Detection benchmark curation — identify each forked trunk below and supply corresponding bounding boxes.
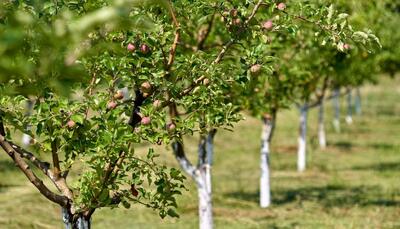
[297,105,308,172]
[345,88,353,124]
[260,114,275,208]
[318,101,326,149]
[62,208,91,229]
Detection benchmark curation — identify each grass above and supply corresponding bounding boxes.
[0,76,399,228]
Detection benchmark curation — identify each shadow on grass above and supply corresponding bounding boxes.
[368,142,398,151]
[0,160,18,172]
[329,141,353,150]
[352,162,400,171]
[225,184,400,208]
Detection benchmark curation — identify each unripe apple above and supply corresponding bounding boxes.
[67,120,76,128]
[114,90,124,100]
[262,20,273,30]
[140,44,150,54]
[277,3,286,11]
[343,43,351,50]
[250,64,262,75]
[107,101,117,110]
[153,99,162,108]
[127,43,136,52]
[203,78,210,85]
[140,81,152,93]
[141,116,151,125]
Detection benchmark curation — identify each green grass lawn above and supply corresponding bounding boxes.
[1,76,399,229]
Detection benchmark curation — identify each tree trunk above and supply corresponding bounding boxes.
[318,101,326,149]
[196,130,215,229]
[345,88,353,125]
[62,208,91,229]
[355,87,362,115]
[297,105,308,172]
[260,114,275,208]
[197,165,213,229]
[332,88,341,133]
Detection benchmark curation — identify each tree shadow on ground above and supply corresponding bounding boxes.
[225,184,400,208]
[368,142,398,151]
[329,141,353,150]
[352,162,400,171]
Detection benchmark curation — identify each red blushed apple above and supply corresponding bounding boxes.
[262,20,273,30]
[167,123,176,131]
[67,120,76,128]
[153,99,162,108]
[230,9,238,17]
[127,43,136,52]
[114,90,124,100]
[277,3,286,11]
[140,44,150,54]
[250,64,262,75]
[140,81,152,93]
[141,116,151,125]
[107,101,117,110]
[343,43,351,50]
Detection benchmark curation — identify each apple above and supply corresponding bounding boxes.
[67,120,76,128]
[107,101,117,110]
[153,99,162,108]
[203,78,210,86]
[277,3,286,11]
[114,90,124,100]
[127,43,136,52]
[262,20,273,30]
[140,81,152,93]
[141,116,151,125]
[233,18,242,26]
[250,64,262,75]
[140,44,150,54]
[167,123,176,130]
[343,43,351,50]
[230,9,238,17]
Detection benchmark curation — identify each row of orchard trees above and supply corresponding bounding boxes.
[0,0,396,229]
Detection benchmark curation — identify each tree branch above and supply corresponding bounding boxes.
[0,135,69,207]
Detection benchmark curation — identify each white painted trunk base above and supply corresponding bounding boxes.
[346,89,353,125]
[332,89,341,133]
[297,106,308,172]
[260,141,271,208]
[197,166,213,229]
[318,101,326,149]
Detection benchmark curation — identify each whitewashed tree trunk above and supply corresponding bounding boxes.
[318,101,326,149]
[197,165,212,229]
[332,88,341,133]
[297,105,308,172]
[355,87,362,115]
[345,88,353,125]
[172,130,216,229]
[62,208,91,229]
[196,130,215,229]
[260,115,275,208]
